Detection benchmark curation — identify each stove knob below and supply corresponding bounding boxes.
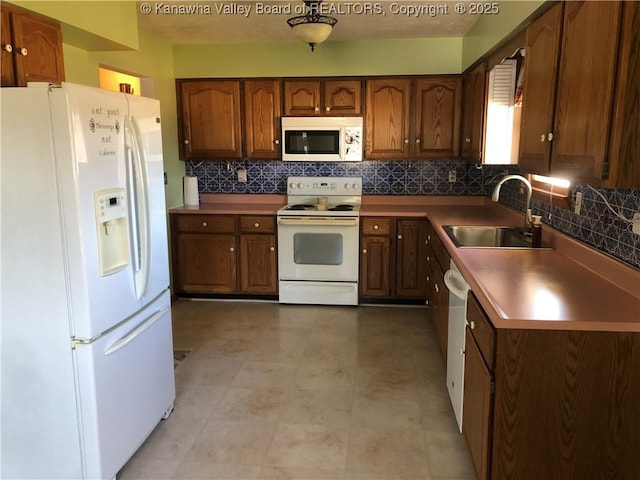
[296,182,303,189]
[352,183,359,190]
[289,182,295,189]
[344,183,351,189]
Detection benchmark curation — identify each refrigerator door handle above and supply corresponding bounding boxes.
[124,117,151,299]
[103,306,169,356]
[125,145,142,272]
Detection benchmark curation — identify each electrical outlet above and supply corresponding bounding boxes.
[633,213,640,235]
[574,191,583,215]
[448,170,457,183]
[237,168,247,183]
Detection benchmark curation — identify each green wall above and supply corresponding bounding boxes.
[173,37,463,78]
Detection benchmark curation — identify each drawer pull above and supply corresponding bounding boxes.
[362,248,368,254]
[202,222,208,227]
[373,225,379,230]
[230,247,235,252]
[270,246,275,252]
[398,234,403,240]
[254,222,260,228]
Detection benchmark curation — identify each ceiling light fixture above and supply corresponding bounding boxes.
[287,0,337,52]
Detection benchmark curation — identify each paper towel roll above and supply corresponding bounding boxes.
[183,176,199,206]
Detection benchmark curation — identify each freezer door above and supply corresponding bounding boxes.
[73,290,175,480]
[126,94,170,305]
[50,84,143,337]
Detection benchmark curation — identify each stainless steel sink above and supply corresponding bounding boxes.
[443,225,536,248]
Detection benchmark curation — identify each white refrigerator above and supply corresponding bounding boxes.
[1,83,175,479]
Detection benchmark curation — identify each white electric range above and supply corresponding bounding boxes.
[277,176,362,305]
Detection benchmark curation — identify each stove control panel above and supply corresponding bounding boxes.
[287,176,362,196]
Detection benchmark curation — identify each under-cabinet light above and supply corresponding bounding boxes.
[531,174,571,188]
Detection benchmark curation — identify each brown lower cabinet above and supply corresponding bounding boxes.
[464,292,640,479]
[171,213,277,296]
[425,222,450,364]
[359,217,428,300]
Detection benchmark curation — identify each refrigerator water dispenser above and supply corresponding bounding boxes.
[94,188,129,276]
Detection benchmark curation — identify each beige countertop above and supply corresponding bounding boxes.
[169,194,639,332]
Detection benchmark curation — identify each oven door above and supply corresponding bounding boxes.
[277,216,359,281]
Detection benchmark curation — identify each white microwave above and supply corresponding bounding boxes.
[281,116,363,162]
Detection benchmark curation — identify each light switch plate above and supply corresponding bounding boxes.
[633,213,640,235]
[448,170,457,183]
[237,168,247,183]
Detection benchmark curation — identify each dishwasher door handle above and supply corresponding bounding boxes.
[444,269,469,300]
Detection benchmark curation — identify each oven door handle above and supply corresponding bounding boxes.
[278,217,359,227]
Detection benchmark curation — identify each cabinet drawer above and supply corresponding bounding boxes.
[466,292,496,371]
[240,215,276,233]
[176,215,236,234]
[430,231,450,271]
[362,218,392,235]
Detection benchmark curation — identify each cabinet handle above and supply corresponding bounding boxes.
[470,320,476,330]
[184,139,190,145]
[426,255,430,262]
[435,283,439,293]
[362,248,368,254]
[3,44,12,53]
[426,275,430,282]
[547,132,554,142]
[202,222,208,227]
[19,47,27,56]
[373,224,379,230]
[415,138,421,144]
[254,222,260,228]
[325,106,331,112]
[404,139,410,144]
[274,139,280,145]
[540,134,546,143]
[465,137,471,143]
[270,246,275,252]
[314,106,320,112]
[398,234,403,240]
[230,247,235,252]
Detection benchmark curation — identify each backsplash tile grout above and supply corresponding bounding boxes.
[185,159,639,270]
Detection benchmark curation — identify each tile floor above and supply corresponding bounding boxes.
[118,300,474,480]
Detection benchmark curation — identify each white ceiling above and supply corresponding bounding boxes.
[137,1,480,45]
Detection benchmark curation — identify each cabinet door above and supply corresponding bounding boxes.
[463,331,493,480]
[244,79,282,159]
[395,220,428,298]
[240,234,277,294]
[283,80,322,116]
[324,79,362,115]
[177,233,237,293]
[365,78,412,158]
[360,236,391,297]
[1,8,14,86]
[551,1,623,183]
[414,77,462,159]
[518,3,563,175]
[461,64,487,162]
[178,80,242,160]
[10,11,64,86]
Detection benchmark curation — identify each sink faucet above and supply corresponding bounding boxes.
[491,175,533,232]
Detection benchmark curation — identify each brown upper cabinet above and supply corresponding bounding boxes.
[244,79,282,159]
[461,64,487,163]
[1,4,65,87]
[519,1,639,188]
[365,76,462,159]
[283,79,362,116]
[177,80,242,160]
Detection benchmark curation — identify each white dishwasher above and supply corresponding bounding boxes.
[444,260,470,432]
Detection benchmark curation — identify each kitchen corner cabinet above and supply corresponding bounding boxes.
[177,80,242,160]
[461,63,487,163]
[424,222,450,364]
[1,4,65,87]
[239,216,277,294]
[365,77,462,159]
[171,213,278,296]
[359,217,428,300]
[519,1,639,187]
[244,79,282,159]
[463,292,640,479]
[283,79,362,116]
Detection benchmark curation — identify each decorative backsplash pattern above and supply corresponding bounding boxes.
[185,159,639,270]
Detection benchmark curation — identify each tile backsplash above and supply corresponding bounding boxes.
[185,159,639,270]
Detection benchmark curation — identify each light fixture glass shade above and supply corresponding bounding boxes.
[291,22,334,44]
